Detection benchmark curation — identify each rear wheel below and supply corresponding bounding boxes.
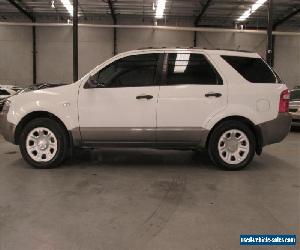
[19,118,68,168]
[208,121,256,170]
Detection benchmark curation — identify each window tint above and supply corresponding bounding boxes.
[166,53,222,85]
[0,89,10,95]
[221,55,278,83]
[290,90,300,101]
[94,53,159,87]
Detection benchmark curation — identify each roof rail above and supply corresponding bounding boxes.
[214,48,253,53]
[136,47,253,53]
[137,46,167,50]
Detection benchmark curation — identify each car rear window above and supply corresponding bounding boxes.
[221,55,278,83]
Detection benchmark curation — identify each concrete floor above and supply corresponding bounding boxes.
[0,131,299,250]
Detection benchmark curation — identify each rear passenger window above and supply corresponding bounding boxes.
[221,55,278,83]
[166,53,222,85]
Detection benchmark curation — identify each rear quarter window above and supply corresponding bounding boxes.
[221,55,279,83]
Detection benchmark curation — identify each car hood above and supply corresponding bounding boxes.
[8,82,80,104]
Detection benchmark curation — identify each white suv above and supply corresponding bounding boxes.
[0,48,291,170]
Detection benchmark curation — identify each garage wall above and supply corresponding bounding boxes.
[117,28,194,52]
[32,27,195,84]
[196,32,267,58]
[274,36,300,88]
[0,26,33,87]
[36,28,268,83]
[37,27,113,84]
[37,27,72,84]
[0,25,299,88]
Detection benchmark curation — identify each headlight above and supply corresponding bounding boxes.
[2,100,11,113]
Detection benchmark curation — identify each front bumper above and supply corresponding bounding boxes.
[258,113,292,147]
[0,112,16,144]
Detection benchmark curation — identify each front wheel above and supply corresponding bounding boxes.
[208,121,256,170]
[19,118,68,168]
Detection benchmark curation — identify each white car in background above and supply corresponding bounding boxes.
[289,88,300,126]
[0,85,21,100]
[1,85,23,93]
[0,48,292,170]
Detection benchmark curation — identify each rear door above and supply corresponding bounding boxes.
[156,51,228,144]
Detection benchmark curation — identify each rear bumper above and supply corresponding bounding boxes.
[0,112,16,144]
[258,113,292,147]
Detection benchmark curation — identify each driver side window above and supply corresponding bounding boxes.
[93,53,160,88]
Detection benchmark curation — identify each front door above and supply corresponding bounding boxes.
[78,52,162,144]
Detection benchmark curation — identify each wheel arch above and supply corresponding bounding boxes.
[205,115,263,155]
[14,111,73,146]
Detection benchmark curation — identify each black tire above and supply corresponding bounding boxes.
[19,118,69,169]
[208,120,256,170]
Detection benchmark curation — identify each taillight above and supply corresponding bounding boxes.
[279,89,289,113]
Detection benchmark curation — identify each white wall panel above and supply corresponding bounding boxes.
[0,25,298,88]
[0,26,33,86]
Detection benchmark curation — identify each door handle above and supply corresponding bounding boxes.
[205,92,222,98]
[136,94,153,100]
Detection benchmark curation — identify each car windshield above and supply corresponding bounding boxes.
[290,90,300,101]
